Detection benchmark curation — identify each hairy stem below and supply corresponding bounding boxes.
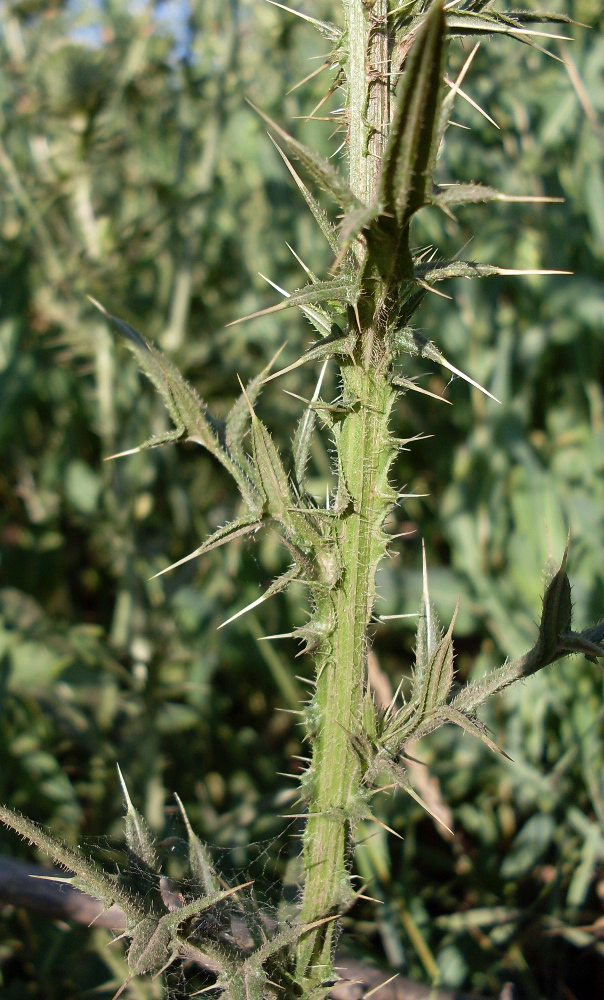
[296,6,397,986]
[345,0,390,205]
[297,367,397,985]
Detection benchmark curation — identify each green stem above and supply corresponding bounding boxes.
[344,0,390,204]
[295,4,397,991]
[297,369,397,987]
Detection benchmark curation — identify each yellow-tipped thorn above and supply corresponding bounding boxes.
[508,27,572,41]
[116,763,133,810]
[369,783,399,797]
[285,242,316,280]
[150,551,204,580]
[257,632,297,641]
[283,389,311,404]
[87,294,109,316]
[450,41,481,95]
[438,184,565,205]
[384,677,406,719]
[396,377,453,404]
[191,985,221,997]
[445,76,499,129]
[378,612,419,620]
[218,591,271,630]
[261,357,313,385]
[370,816,403,841]
[235,374,258,426]
[493,268,572,276]
[226,298,290,327]
[364,972,401,999]
[149,522,261,580]
[265,0,336,34]
[496,194,565,204]
[301,83,338,124]
[421,538,434,656]
[258,272,289,297]
[104,446,142,461]
[29,874,74,884]
[266,341,288,368]
[295,674,315,686]
[417,279,453,300]
[286,60,331,95]
[436,355,501,404]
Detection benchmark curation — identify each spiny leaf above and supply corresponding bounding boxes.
[334,203,383,268]
[392,327,500,403]
[261,323,356,385]
[298,300,341,340]
[247,100,362,213]
[502,12,580,27]
[415,260,571,283]
[532,536,572,666]
[127,917,172,977]
[250,412,295,522]
[356,1,447,302]
[90,297,219,446]
[265,1,341,42]
[223,914,338,1000]
[90,298,262,513]
[225,344,286,479]
[450,543,592,717]
[117,764,160,874]
[369,757,453,835]
[268,136,340,254]
[377,0,446,227]
[446,10,572,46]
[293,361,328,493]
[558,627,604,665]
[240,388,322,552]
[127,881,253,978]
[218,563,305,630]
[258,270,339,341]
[0,804,141,921]
[169,881,253,927]
[383,599,458,749]
[420,600,458,715]
[174,794,221,896]
[150,516,263,580]
[414,543,441,678]
[292,613,334,656]
[227,276,357,328]
[440,707,512,761]
[433,183,564,209]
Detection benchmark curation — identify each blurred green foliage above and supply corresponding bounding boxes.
[0,1,603,998]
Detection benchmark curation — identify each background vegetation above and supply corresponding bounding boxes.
[0,1,603,998]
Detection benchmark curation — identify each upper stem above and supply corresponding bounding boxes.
[295,2,398,991]
[345,0,390,205]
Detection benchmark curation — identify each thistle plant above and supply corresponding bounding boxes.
[1,2,602,999]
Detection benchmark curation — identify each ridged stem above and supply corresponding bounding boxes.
[295,3,398,991]
[344,0,390,204]
[296,369,397,987]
